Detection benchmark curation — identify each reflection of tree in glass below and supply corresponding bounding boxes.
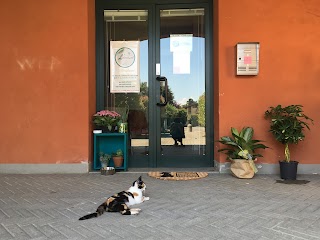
[184,98,198,108]
[160,85,174,104]
[112,83,199,128]
[114,82,148,111]
[198,93,205,127]
[165,104,187,126]
[165,103,178,119]
[113,83,149,135]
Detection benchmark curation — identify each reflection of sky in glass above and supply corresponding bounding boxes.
[140,37,205,105]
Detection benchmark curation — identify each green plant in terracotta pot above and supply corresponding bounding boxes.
[264,104,313,180]
[112,149,124,167]
[218,126,268,178]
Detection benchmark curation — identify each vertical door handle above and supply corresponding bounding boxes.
[156,76,168,106]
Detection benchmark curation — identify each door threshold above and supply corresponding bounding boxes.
[89,168,219,174]
[122,167,219,174]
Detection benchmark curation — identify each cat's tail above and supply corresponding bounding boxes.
[79,212,98,220]
[79,204,107,220]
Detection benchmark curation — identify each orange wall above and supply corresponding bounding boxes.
[0,0,95,164]
[215,0,320,164]
[1,0,319,168]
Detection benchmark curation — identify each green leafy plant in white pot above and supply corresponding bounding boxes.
[218,126,268,179]
[264,104,313,180]
[99,152,111,169]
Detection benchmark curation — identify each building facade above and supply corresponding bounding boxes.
[1,0,319,174]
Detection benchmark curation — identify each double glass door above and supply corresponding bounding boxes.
[98,2,212,168]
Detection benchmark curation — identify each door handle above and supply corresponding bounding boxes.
[156,76,168,106]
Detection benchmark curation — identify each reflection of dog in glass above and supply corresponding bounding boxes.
[170,118,185,146]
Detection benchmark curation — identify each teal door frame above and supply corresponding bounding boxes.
[95,0,214,168]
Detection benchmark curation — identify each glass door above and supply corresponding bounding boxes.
[104,9,150,167]
[98,2,212,168]
[156,7,208,167]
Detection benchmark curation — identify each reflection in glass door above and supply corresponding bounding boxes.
[101,6,211,168]
[104,10,150,167]
[157,8,207,167]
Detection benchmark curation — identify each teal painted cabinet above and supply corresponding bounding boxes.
[93,133,128,171]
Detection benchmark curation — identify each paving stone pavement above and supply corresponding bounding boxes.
[0,172,320,240]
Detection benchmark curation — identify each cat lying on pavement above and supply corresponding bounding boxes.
[79,176,149,220]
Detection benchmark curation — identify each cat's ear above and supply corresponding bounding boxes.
[132,180,137,186]
[133,176,142,186]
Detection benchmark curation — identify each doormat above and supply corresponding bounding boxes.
[276,179,310,184]
[148,172,208,181]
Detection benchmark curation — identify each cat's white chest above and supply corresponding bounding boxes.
[127,195,141,206]
[127,188,143,206]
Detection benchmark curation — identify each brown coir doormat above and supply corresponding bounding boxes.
[148,172,208,181]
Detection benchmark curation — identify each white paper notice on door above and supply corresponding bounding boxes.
[173,52,191,74]
[110,41,140,93]
[170,34,193,74]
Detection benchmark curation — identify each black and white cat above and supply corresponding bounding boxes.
[79,176,149,220]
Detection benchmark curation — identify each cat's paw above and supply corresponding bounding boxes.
[130,208,141,215]
[144,197,150,201]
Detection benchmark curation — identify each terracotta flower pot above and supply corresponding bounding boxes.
[112,156,123,167]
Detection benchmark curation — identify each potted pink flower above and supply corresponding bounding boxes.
[93,110,121,132]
